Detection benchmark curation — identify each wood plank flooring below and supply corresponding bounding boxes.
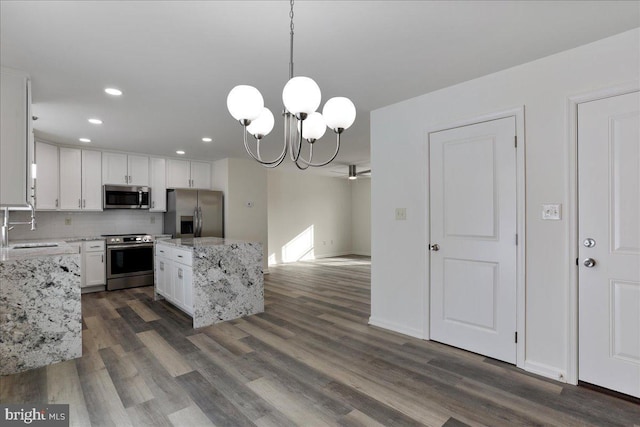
[2,256,639,426]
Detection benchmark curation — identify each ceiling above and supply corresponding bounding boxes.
[1,1,638,176]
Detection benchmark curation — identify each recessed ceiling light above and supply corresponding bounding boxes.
[202,137,212,142]
[104,88,123,96]
[88,118,103,125]
[176,150,185,155]
[79,138,91,143]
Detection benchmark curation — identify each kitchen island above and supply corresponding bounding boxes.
[155,237,263,328]
[0,242,81,375]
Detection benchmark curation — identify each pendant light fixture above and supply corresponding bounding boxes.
[226,0,356,169]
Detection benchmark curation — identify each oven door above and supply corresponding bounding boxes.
[106,243,154,279]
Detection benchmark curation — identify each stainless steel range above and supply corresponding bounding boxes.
[103,233,155,290]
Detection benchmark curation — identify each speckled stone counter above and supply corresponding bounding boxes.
[157,237,264,328]
[0,247,82,375]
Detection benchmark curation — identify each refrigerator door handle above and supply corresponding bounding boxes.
[193,207,199,237]
[197,207,203,237]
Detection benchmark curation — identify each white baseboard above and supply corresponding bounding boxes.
[524,360,567,383]
[368,316,425,339]
[351,251,371,257]
[314,251,352,259]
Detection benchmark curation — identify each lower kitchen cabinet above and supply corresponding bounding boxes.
[83,240,105,287]
[155,246,193,315]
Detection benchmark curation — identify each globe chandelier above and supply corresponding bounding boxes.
[226,0,356,169]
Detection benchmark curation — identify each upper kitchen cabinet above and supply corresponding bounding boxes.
[166,159,211,190]
[59,147,102,210]
[0,67,33,206]
[149,157,166,212]
[102,152,149,186]
[34,141,59,210]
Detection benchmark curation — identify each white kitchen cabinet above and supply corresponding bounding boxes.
[82,240,105,287]
[59,148,102,210]
[102,152,149,186]
[154,244,193,315]
[190,161,211,190]
[82,150,102,210]
[34,141,59,210]
[59,148,82,210]
[149,157,166,212]
[166,159,210,190]
[1,67,32,206]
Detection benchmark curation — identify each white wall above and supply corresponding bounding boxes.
[351,178,371,256]
[4,210,163,240]
[217,158,268,270]
[371,29,640,380]
[267,170,352,265]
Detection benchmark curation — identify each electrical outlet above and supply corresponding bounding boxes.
[64,217,71,226]
[542,204,561,220]
[395,208,407,220]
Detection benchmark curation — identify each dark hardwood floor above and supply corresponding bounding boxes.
[1,256,639,426]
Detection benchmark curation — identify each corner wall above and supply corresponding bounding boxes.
[370,29,640,381]
[351,178,371,256]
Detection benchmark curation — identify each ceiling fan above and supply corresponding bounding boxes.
[329,163,371,180]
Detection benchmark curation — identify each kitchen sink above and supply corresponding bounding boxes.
[10,242,59,249]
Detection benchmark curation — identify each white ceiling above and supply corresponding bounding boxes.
[1,1,638,175]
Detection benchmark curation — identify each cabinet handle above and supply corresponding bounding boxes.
[78,199,81,208]
[55,198,58,208]
[101,254,104,263]
[129,175,132,183]
[152,201,155,209]
[160,261,164,271]
[178,268,183,279]
[125,174,128,183]
[83,199,86,208]
[90,245,100,248]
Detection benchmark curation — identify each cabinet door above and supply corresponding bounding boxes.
[84,251,105,287]
[82,150,102,210]
[59,147,82,210]
[166,159,190,189]
[155,257,168,297]
[128,154,149,186]
[34,141,59,210]
[0,68,29,206]
[149,157,166,211]
[174,264,187,308]
[102,152,128,185]
[190,161,211,189]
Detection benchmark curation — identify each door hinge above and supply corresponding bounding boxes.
[576,257,579,266]
[515,234,518,245]
[515,332,518,343]
[514,136,517,148]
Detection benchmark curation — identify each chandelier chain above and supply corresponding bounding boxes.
[289,0,295,79]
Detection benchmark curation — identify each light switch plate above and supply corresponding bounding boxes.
[542,204,561,220]
[395,208,407,220]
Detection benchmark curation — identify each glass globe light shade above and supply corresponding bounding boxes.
[246,108,275,138]
[282,76,321,116]
[299,112,326,141]
[322,97,356,131]
[227,85,264,122]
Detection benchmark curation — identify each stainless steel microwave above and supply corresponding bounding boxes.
[103,185,150,209]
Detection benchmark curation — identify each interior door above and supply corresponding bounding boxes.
[578,91,640,398]
[430,116,517,363]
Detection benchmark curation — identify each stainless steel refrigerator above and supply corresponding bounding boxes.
[164,189,224,238]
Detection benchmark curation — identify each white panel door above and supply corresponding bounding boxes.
[578,91,640,398]
[58,147,82,210]
[430,116,517,363]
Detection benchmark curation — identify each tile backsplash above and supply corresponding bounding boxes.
[3,210,164,240]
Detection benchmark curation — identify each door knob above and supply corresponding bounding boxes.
[583,258,596,268]
[429,244,440,251]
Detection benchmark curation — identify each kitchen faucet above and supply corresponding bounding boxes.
[1,204,37,248]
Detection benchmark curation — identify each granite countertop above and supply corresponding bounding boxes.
[0,240,77,262]
[157,237,257,249]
